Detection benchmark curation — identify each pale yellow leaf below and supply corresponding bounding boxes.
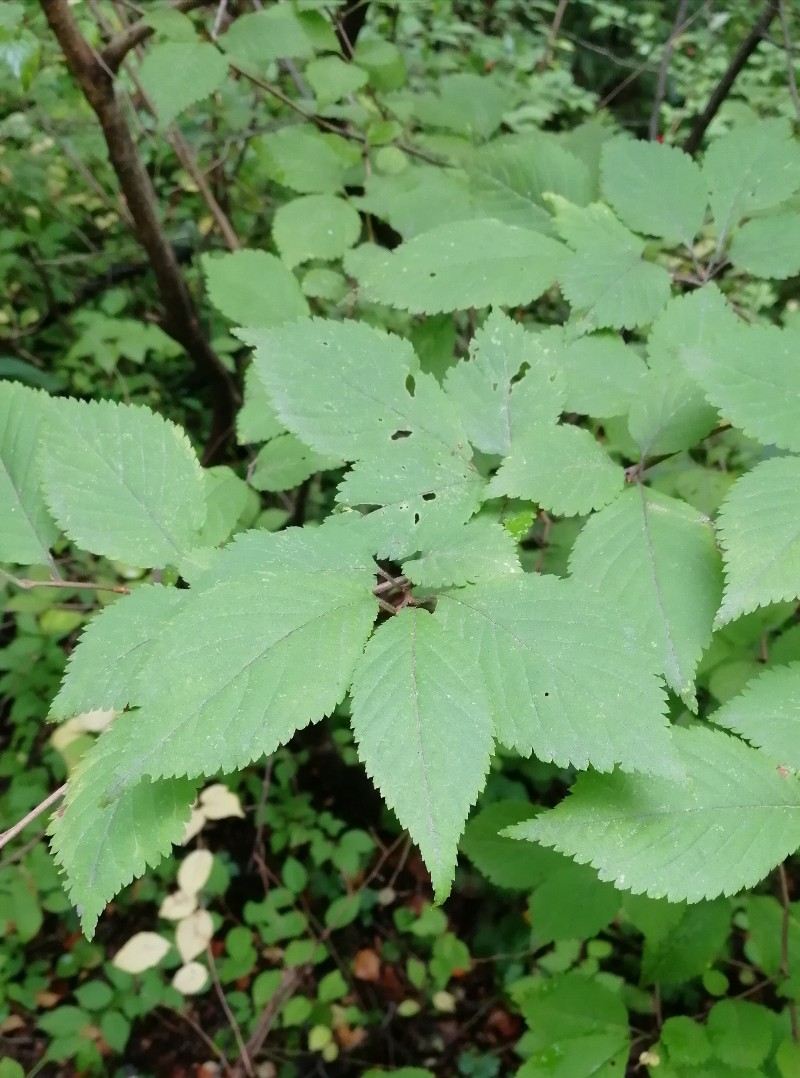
[177,849,214,895]
[77,708,117,733]
[176,909,213,963]
[159,890,197,921]
[199,783,245,820]
[172,961,209,995]
[181,807,206,845]
[112,931,171,974]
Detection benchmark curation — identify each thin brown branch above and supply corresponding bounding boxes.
[538,0,570,71]
[683,0,781,155]
[649,0,690,140]
[122,56,241,250]
[0,784,68,853]
[232,967,307,1077]
[41,0,239,463]
[102,0,211,73]
[207,944,253,1076]
[778,0,800,122]
[1,568,130,594]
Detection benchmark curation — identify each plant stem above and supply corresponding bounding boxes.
[683,0,780,155]
[0,784,68,853]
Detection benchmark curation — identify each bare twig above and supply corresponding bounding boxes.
[683,0,781,155]
[649,0,690,140]
[41,0,240,462]
[211,0,229,41]
[778,0,800,122]
[207,944,253,1076]
[0,784,68,853]
[102,0,211,72]
[0,568,129,594]
[778,862,800,1042]
[232,967,307,1077]
[539,0,570,71]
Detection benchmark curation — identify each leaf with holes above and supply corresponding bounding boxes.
[350,608,493,900]
[358,219,568,314]
[242,318,469,463]
[402,518,521,588]
[569,488,722,708]
[444,308,545,456]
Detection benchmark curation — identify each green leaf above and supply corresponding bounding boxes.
[98,549,378,789]
[545,332,647,418]
[356,167,474,239]
[50,763,195,940]
[272,195,361,269]
[569,488,723,708]
[684,322,800,453]
[306,55,367,106]
[237,365,284,445]
[359,219,568,314]
[444,308,541,456]
[435,574,676,773]
[412,73,508,141]
[639,899,732,985]
[41,399,206,568]
[510,725,800,902]
[138,42,229,128]
[336,436,485,559]
[713,663,800,769]
[243,318,469,462]
[50,731,196,937]
[350,608,493,900]
[218,6,315,70]
[646,283,738,375]
[707,1000,773,1069]
[258,127,360,194]
[530,859,621,944]
[353,36,406,92]
[0,381,58,565]
[560,235,671,331]
[50,585,184,721]
[703,119,800,240]
[729,214,800,278]
[460,801,543,889]
[660,1017,713,1065]
[714,456,800,625]
[516,973,629,1078]
[402,518,521,587]
[468,135,592,231]
[202,250,309,327]
[487,422,624,517]
[198,466,250,547]
[250,433,341,492]
[600,137,707,244]
[628,365,719,457]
